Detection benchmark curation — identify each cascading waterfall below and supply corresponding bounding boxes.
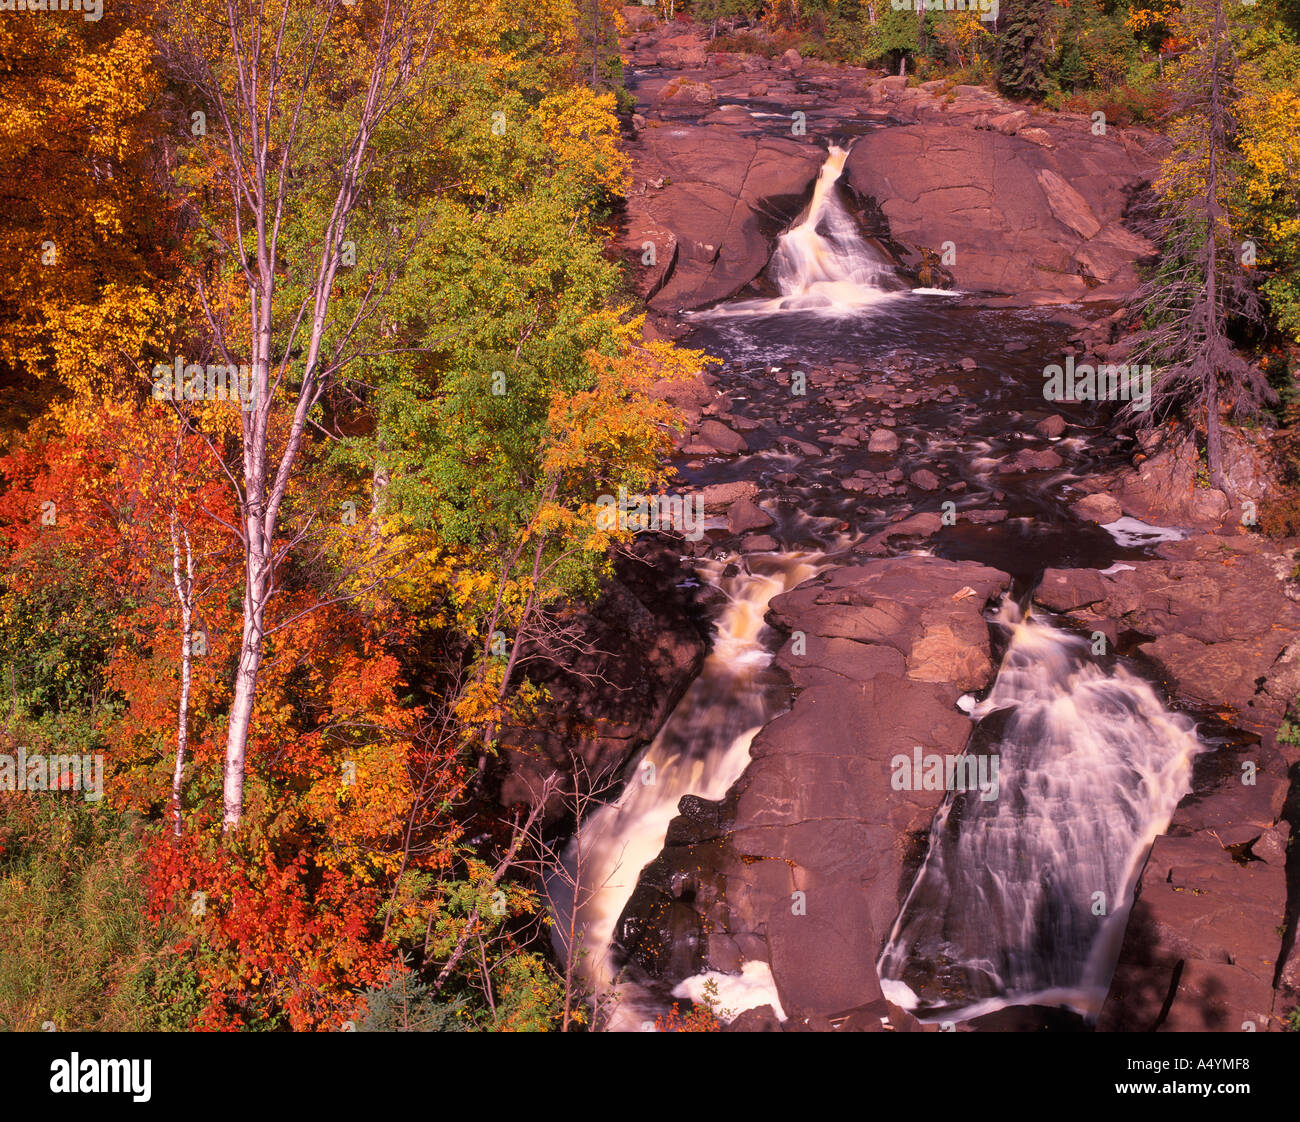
[877,599,1204,1021]
[708,144,902,316]
[548,551,822,1031]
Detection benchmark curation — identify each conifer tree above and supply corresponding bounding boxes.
[996,0,1053,99]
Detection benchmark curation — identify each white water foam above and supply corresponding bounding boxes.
[877,598,1203,1022]
[1101,516,1186,548]
[547,551,824,1030]
[673,960,789,1023]
[696,145,905,317]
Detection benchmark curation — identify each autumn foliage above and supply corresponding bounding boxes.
[0,0,704,1032]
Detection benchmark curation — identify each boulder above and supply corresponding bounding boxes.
[1071,492,1122,523]
[695,480,759,510]
[628,125,825,313]
[727,497,774,534]
[683,418,748,455]
[1035,413,1066,438]
[868,428,900,453]
[843,124,1157,301]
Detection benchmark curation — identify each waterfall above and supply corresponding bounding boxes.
[548,551,822,1031]
[705,144,903,316]
[877,600,1204,1022]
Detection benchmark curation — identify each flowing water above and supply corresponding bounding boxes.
[551,552,823,1031]
[550,139,1202,1029]
[877,599,1203,1022]
[714,144,904,316]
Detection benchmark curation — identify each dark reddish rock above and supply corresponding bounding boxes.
[1100,429,1273,531]
[728,497,774,534]
[1034,567,1110,612]
[1042,533,1300,731]
[1071,492,1122,523]
[620,125,825,314]
[909,468,941,491]
[1036,413,1066,438]
[843,124,1157,301]
[684,418,748,455]
[868,429,900,453]
[695,480,758,509]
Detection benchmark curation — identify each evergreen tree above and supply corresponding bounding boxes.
[997,0,1053,99]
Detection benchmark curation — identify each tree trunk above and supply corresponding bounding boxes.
[1202,0,1233,503]
[170,518,194,839]
[223,564,269,830]
[1205,372,1230,496]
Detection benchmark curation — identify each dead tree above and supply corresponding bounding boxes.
[1124,0,1273,498]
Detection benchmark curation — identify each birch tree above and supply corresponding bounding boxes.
[169,0,436,830]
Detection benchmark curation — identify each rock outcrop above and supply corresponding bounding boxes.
[620,124,825,315]
[616,556,1010,1026]
[1034,532,1300,729]
[842,125,1158,301]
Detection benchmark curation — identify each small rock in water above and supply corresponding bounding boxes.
[696,480,759,509]
[1036,414,1067,438]
[687,419,748,455]
[728,497,775,534]
[868,429,899,452]
[1071,492,1123,524]
[958,357,978,370]
[909,469,942,491]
